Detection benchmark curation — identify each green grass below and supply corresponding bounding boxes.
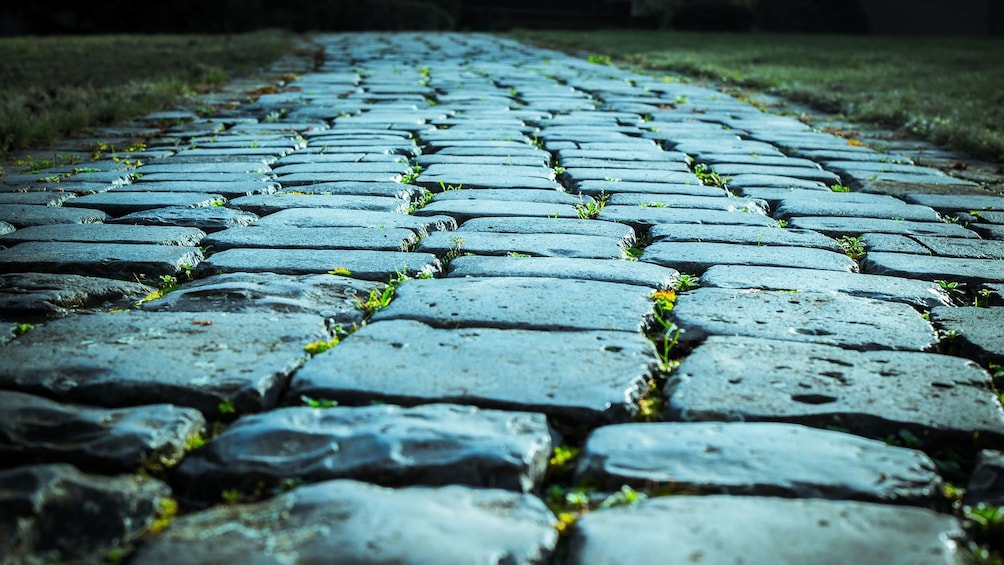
[512,30,1004,163]
[0,30,299,154]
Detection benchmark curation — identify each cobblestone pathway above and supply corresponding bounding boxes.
[2,33,1004,564]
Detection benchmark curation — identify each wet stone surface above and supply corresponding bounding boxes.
[131,480,558,565]
[0,311,329,417]
[175,403,552,499]
[671,288,938,351]
[372,276,654,333]
[290,319,655,425]
[0,464,171,565]
[700,265,952,308]
[0,273,154,319]
[576,422,942,505]
[0,391,205,473]
[667,336,1004,448]
[566,495,963,565]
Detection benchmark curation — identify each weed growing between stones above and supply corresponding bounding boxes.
[830,183,852,193]
[837,235,866,261]
[13,322,34,336]
[304,325,353,356]
[300,395,337,408]
[399,165,422,185]
[355,270,412,317]
[406,189,434,214]
[692,163,729,188]
[575,192,608,220]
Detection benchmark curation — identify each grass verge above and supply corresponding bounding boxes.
[511,30,1004,163]
[0,30,299,155]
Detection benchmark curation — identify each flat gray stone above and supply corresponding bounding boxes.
[701,265,952,308]
[0,311,329,417]
[418,231,626,259]
[641,242,856,274]
[0,390,205,472]
[176,404,551,499]
[966,450,1004,506]
[862,233,932,255]
[775,200,942,222]
[197,249,439,280]
[863,252,1004,284]
[229,194,408,215]
[272,181,422,200]
[931,306,1004,363]
[576,180,725,198]
[251,208,456,237]
[607,193,767,214]
[789,216,979,238]
[709,164,841,185]
[0,242,203,278]
[203,225,417,252]
[459,217,635,242]
[565,169,699,189]
[599,205,777,231]
[131,480,557,565]
[0,224,205,246]
[447,256,678,289]
[850,173,981,195]
[667,336,1004,447]
[576,422,941,505]
[0,464,171,565]
[0,273,154,318]
[64,192,224,216]
[0,204,108,228]
[140,272,379,325]
[0,191,77,206]
[726,174,830,191]
[671,288,937,351]
[372,276,654,332]
[905,193,1004,214]
[432,188,588,205]
[126,180,278,197]
[650,224,841,252]
[108,206,259,232]
[290,320,654,424]
[566,495,963,565]
[910,236,1004,259]
[415,200,579,224]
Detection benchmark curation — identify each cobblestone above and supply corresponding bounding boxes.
[1,32,1000,563]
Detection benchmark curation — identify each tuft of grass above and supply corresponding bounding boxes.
[512,30,1004,163]
[0,31,297,154]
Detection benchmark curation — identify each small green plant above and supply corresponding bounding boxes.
[575,192,608,220]
[357,270,409,315]
[830,184,851,192]
[673,274,700,292]
[553,166,566,175]
[400,165,422,185]
[549,445,580,477]
[776,219,789,228]
[935,279,967,304]
[301,395,338,408]
[14,155,55,173]
[974,288,994,308]
[650,289,684,370]
[693,163,728,188]
[407,189,435,214]
[438,180,463,191]
[837,235,866,260]
[184,433,206,452]
[507,252,530,258]
[597,485,647,509]
[218,399,236,415]
[148,497,178,535]
[587,54,612,65]
[13,322,35,336]
[328,267,353,276]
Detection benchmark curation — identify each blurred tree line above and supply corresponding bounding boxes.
[1,0,999,35]
[1,0,462,34]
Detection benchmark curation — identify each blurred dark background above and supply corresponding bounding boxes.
[2,0,1002,36]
